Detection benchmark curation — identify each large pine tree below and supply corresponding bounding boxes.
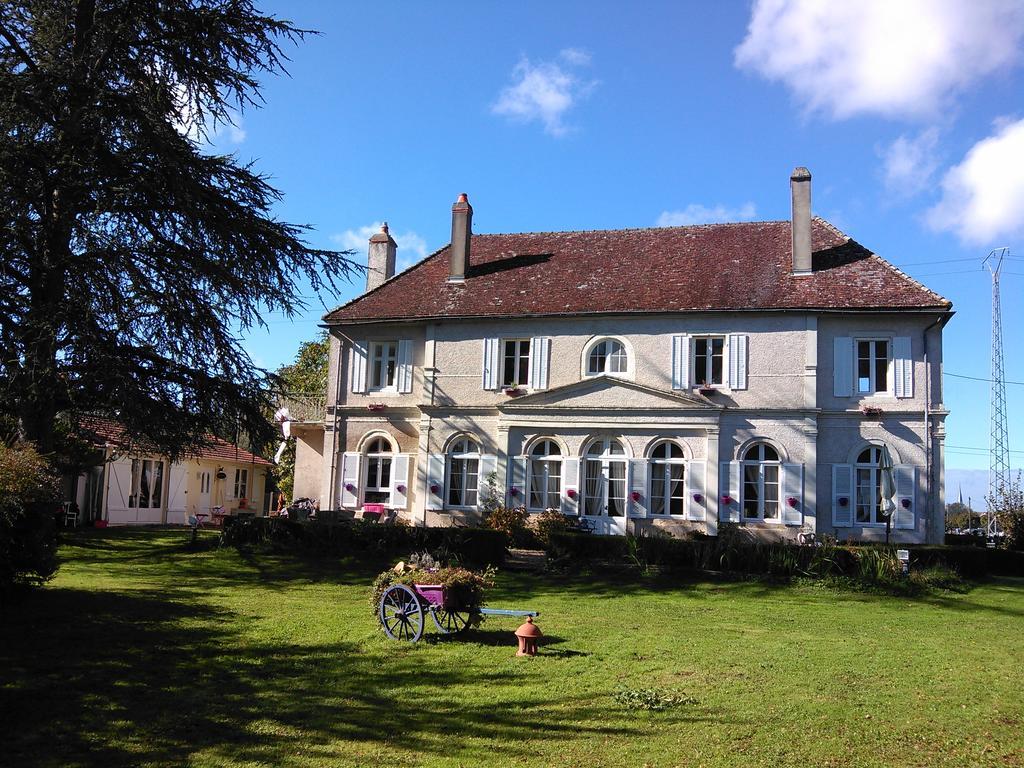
[0,1,355,457]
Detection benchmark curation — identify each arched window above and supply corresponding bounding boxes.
[363,437,393,505]
[855,445,887,524]
[649,442,686,516]
[447,437,480,508]
[528,440,562,511]
[586,339,628,376]
[741,443,780,521]
[583,438,627,517]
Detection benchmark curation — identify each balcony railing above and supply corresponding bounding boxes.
[278,394,326,424]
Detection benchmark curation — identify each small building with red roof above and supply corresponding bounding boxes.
[67,415,273,526]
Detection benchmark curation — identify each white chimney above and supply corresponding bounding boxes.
[366,222,397,292]
[791,167,812,276]
[448,193,472,283]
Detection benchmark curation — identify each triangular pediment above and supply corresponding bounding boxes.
[499,376,719,411]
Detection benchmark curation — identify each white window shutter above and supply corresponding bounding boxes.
[529,337,550,390]
[781,463,803,526]
[507,456,527,507]
[561,457,580,515]
[340,452,361,508]
[833,336,853,397]
[728,334,749,390]
[832,464,853,527]
[893,336,913,399]
[350,341,369,394]
[894,464,916,529]
[719,461,740,522]
[687,461,706,521]
[672,334,691,390]
[482,338,500,390]
[396,340,414,394]
[425,453,445,510]
[477,454,498,508]
[628,458,649,518]
[389,454,410,509]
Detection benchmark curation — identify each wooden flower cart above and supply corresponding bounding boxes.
[377,582,539,643]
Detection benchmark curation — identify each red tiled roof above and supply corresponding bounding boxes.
[324,218,950,323]
[76,416,273,466]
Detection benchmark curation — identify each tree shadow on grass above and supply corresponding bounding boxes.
[1,586,701,768]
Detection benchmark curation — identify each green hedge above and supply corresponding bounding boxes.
[222,517,507,568]
[545,531,1024,580]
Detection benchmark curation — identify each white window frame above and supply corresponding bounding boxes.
[583,337,631,379]
[527,439,563,511]
[129,458,165,510]
[648,441,687,517]
[369,341,399,393]
[855,337,892,396]
[446,437,481,508]
[693,335,726,388]
[581,438,628,517]
[362,436,394,505]
[854,445,888,526]
[233,468,249,500]
[740,443,781,523]
[501,339,531,388]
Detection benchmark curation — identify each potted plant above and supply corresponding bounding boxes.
[861,405,883,419]
[504,387,525,397]
[367,402,386,412]
[698,381,717,396]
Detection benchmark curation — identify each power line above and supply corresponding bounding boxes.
[944,371,1024,386]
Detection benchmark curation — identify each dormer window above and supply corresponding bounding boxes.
[586,339,628,376]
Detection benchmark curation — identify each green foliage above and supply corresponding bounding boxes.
[483,504,530,545]
[531,508,582,548]
[0,2,357,456]
[988,471,1024,550]
[220,516,508,569]
[0,442,61,591]
[612,685,698,712]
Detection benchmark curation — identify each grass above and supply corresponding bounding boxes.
[2,529,1023,767]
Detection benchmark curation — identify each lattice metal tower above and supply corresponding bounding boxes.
[983,248,1010,537]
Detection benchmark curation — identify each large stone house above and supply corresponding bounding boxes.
[293,169,952,542]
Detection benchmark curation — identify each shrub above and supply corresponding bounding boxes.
[0,442,61,593]
[483,504,534,548]
[221,517,508,568]
[530,508,581,548]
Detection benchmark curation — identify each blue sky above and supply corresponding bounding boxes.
[221,1,1024,480]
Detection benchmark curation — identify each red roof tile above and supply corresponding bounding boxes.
[76,416,273,466]
[324,218,950,323]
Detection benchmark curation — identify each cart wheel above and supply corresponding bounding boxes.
[431,607,473,635]
[379,584,424,642]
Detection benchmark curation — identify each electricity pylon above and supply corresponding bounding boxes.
[983,247,1010,538]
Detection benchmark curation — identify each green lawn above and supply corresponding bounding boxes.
[2,530,1023,767]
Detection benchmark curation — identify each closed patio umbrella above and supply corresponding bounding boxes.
[879,445,897,544]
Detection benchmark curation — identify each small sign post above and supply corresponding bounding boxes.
[896,549,910,577]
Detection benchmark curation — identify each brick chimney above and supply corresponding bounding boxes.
[791,167,812,276]
[366,222,397,292]
[448,193,472,283]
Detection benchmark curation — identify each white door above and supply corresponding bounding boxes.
[581,438,628,536]
[198,470,212,512]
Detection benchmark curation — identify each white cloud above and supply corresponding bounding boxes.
[735,0,1024,120]
[491,51,596,136]
[656,203,757,227]
[330,223,429,274]
[926,117,1024,244]
[879,128,941,197]
[559,47,591,66]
